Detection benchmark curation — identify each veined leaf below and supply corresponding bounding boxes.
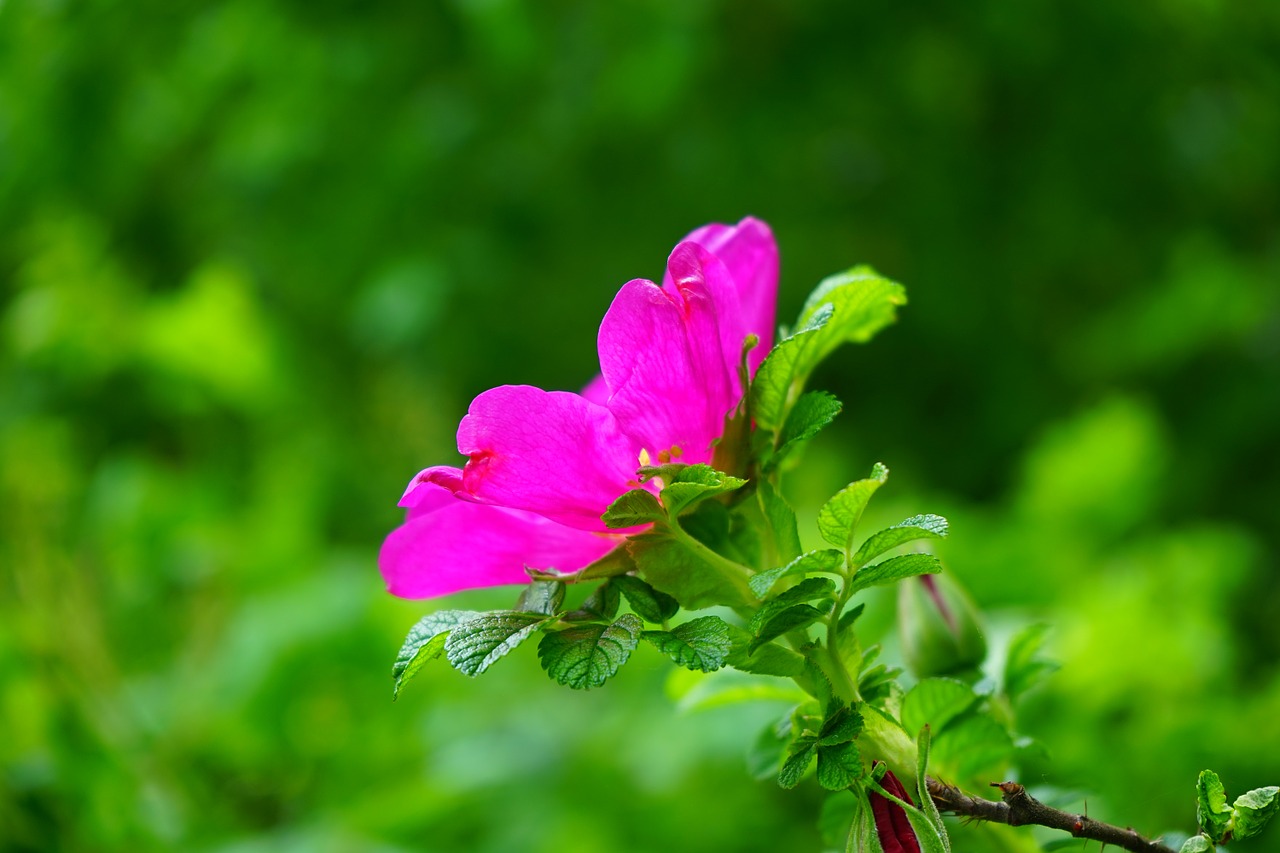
[516,579,565,616]
[576,545,638,580]
[659,464,747,516]
[793,267,907,376]
[1230,786,1280,841]
[602,489,665,528]
[444,611,547,676]
[750,604,826,653]
[848,553,941,595]
[629,529,753,609]
[538,613,643,689]
[817,741,863,791]
[1197,770,1232,842]
[392,609,480,698]
[852,514,949,568]
[776,391,843,462]
[779,739,818,789]
[725,625,808,677]
[752,303,834,431]
[642,615,732,672]
[750,548,845,597]
[750,577,837,634]
[1178,837,1213,853]
[901,678,976,738]
[818,464,889,552]
[758,479,802,562]
[613,574,679,624]
[819,703,865,746]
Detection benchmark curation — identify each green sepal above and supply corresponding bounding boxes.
[849,553,941,595]
[845,791,887,853]
[758,479,803,562]
[642,615,733,672]
[537,613,643,690]
[1229,785,1280,841]
[852,514,949,568]
[613,574,680,623]
[1002,623,1059,703]
[602,489,665,528]
[817,740,864,791]
[779,738,818,789]
[657,463,747,516]
[515,579,566,616]
[775,390,843,463]
[1179,836,1213,853]
[915,725,951,851]
[1198,770,1232,842]
[392,609,481,698]
[866,775,951,853]
[752,302,834,431]
[750,549,845,597]
[444,611,548,676]
[576,545,638,581]
[818,464,889,552]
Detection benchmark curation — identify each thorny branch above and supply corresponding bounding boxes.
[926,778,1178,853]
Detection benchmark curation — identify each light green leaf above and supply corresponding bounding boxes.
[750,548,845,598]
[392,609,481,698]
[602,489,665,528]
[852,514,949,568]
[901,678,976,737]
[817,741,864,791]
[613,574,680,623]
[537,613,643,690]
[1198,770,1232,842]
[759,479,802,562]
[776,390,843,462]
[1179,836,1213,853]
[444,611,547,676]
[576,545,638,580]
[849,553,941,595]
[642,616,732,672]
[1229,785,1279,841]
[930,714,1012,784]
[818,464,889,552]
[748,715,795,781]
[752,303,834,431]
[659,464,747,516]
[1003,623,1059,703]
[515,579,565,615]
[628,530,753,609]
[819,703,865,746]
[779,739,818,789]
[726,638,809,678]
[794,267,907,375]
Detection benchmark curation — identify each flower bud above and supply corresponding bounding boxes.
[897,572,987,679]
[869,764,922,853]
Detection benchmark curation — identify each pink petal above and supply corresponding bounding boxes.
[598,249,735,465]
[666,217,778,375]
[580,373,611,406]
[456,385,641,531]
[381,479,620,598]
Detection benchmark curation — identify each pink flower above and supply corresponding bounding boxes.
[380,218,779,598]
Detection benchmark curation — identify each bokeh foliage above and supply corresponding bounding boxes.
[2,0,1278,850]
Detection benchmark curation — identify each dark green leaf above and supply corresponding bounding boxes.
[749,549,844,598]
[752,303,834,431]
[816,741,864,791]
[725,625,808,677]
[857,664,902,705]
[750,604,825,653]
[901,678,976,737]
[602,489,665,528]
[566,580,620,622]
[392,609,480,698]
[1197,770,1231,842]
[848,553,942,595]
[776,391,842,461]
[1231,786,1280,841]
[537,613,643,690]
[659,463,747,516]
[1003,623,1059,703]
[629,530,753,609]
[852,514,949,567]
[444,612,547,676]
[613,574,679,623]
[751,577,838,628]
[817,464,889,551]
[642,616,732,672]
[758,479,802,563]
[793,267,907,376]
[515,579,565,615]
[779,740,817,789]
[837,602,866,634]
[819,703,864,745]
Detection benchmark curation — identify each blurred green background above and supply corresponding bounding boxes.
[2,1,1278,850]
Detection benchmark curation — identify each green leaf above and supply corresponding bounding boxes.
[515,579,565,615]
[659,463,747,516]
[571,580,620,621]
[758,479,802,563]
[576,546,638,580]
[793,267,907,376]
[837,602,866,634]
[915,726,951,851]
[752,303,835,431]
[1178,836,1213,853]
[392,609,480,698]
[537,613,643,690]
[1003,623,1059,703]
[444,612,547,676]
[779,739,818,789]
[1198,770,1232,842]
[726,636,809,677]
[852,514,949,567]
[750,549,845,598]
[642,616,732,672]
[901,678,977,737]
[820,703,865,745]
[613,574,679,623]
[670,667,809,712]
[776,390,843,461]
[602,489,665,528]
[750,604,825,653]
[929,714,1012,784]
[1230,786,1280,841]
[848,553,942,595]
[628,529,753,609]
[752,577,838,626]
[818,464,889,552]
[817,741,864,791]
[748,715,795,781]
